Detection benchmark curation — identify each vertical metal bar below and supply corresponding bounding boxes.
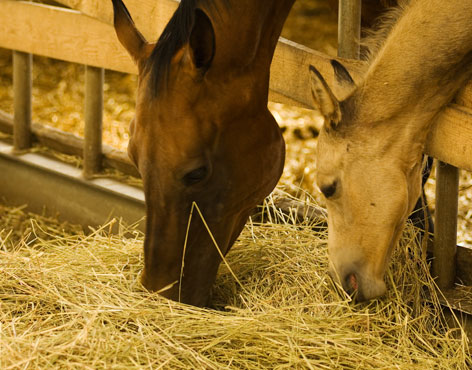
[433,161,459,289]
[83,65,104,177]
[13,51,32,151]
[338,0,361,59]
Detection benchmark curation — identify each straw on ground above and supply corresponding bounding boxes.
[0,202,470,369]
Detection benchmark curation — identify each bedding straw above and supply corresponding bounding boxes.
[1,201,470,369]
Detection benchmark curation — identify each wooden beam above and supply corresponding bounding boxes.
[269,39,366,107]
[83,65,104,177]
[457,245,472,286]
[440,286,472,316]
[433,162,459,290]
[53,0,179,42]
[425,105,472,172]
[337,0,361,59]
[455,81,472,109]
[13,50,33,151]
[0,1,137,73]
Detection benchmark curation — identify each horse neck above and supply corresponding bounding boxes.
[200,0,295,72]
[355,0,472,143]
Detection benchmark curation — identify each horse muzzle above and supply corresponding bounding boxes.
[329,266,387,302]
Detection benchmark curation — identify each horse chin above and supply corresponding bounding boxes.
[351,275,387,302]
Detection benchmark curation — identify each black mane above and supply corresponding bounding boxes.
[147,0,197,97]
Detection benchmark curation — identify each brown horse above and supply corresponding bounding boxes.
[311,0,472,301]
[112,0,294,306]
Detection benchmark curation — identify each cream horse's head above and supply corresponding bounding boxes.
[311,0,472,301]
[310,60,423,301]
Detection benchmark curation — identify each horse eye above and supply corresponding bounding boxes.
[320,181,337,198]
[183,166,208,186]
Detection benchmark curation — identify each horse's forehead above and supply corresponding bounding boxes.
[134,68,265,164]
[155,123,213,160]
[317,130,346,161]
[316,129,377,181]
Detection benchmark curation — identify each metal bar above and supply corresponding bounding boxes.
[433,161,459,289]
[0,141,145,232]
[338,0,361,59]
[13,50,32,151]
[83,65,104,177]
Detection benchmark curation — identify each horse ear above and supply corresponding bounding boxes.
[185,9,215,72]
[330,59,357,96]
[112,0,150,64]
[309,65,343,129]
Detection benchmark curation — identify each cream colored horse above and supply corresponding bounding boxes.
[310,0,472,300]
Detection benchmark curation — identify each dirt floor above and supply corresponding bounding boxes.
[0,0,470,247]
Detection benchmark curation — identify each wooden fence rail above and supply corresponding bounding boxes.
[12,50,32,151]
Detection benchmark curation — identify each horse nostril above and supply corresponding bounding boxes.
[344,273,359,295]
[348,273,358,291]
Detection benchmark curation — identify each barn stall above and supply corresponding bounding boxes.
[0,0,472,368]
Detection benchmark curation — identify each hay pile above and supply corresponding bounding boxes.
[1,203,470,369]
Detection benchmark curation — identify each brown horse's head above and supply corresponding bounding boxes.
[112,0,288,306]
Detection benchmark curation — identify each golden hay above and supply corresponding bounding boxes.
[1,203,470,369]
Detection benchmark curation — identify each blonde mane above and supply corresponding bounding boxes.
[361,0,409,62]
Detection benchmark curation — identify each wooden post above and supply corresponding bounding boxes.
[338,0,361,59]
[83,65,104,178]
[13,50,32,151]
[433,161,459,289]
